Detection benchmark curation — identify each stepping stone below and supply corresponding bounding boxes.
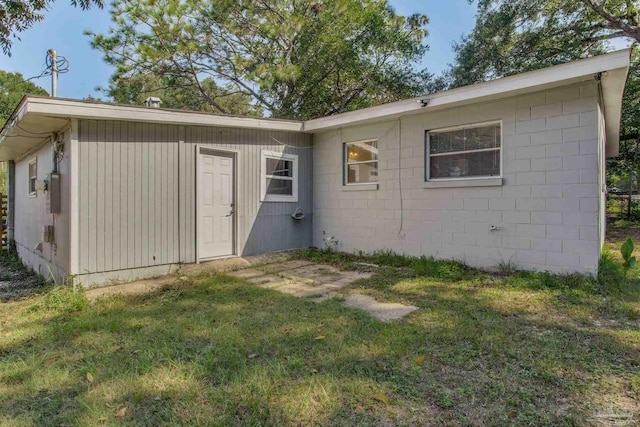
[343,294,418,322]
[227,269,265,279]
[260,260,315,274]
[248,275,289,289]
[277,283,334,298]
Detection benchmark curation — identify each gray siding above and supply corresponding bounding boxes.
[78,121,312,274]
[14,132,71,280]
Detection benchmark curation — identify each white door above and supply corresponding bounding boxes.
[198,150,235,259]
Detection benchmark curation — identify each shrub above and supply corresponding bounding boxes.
[598,247,624,290]
[621,237,637,277]
[36,286,88,313]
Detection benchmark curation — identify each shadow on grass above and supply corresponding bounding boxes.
[0,270,639,426]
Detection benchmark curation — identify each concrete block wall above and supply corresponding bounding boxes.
[312,81,603,274]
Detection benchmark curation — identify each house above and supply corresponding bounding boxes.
[0,50,630,287]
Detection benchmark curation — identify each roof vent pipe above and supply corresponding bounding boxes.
[144,97,162,108]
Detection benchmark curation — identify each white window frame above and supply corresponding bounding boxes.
[260,150,298,202]
[344,139,379,186]
[28,157,37,197]
[425,120,503,182]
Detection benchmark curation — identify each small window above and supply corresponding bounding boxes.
[28,158,37,196]
[344,140,378,185]
[261,150,298,202]
[426,122,501,180]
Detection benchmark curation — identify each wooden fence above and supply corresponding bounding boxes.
[0,194,6,248]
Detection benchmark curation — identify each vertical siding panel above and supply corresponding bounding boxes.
[103,122,114,271]
[111,122,121,271]
[188,127,196,261]
[133,123,147,267]
[178,130,186,262]
[172,128,179,263]
[181,127,189,262]
[87,121,98,273]
[154,127,162,264]
[120,122,129,269]
[129,123,139,268]
[162,126,169,264]
[79,121,89,273]
[96,122,106,272]
[142,123,155,265]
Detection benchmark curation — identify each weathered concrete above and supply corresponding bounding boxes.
[343,294,419,322]
[85,275,176,300]
[85,255,419,322]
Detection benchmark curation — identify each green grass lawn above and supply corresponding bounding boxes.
[1,238,639,426]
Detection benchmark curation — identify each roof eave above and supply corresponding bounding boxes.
[24,97,305,132]
[303,49,632,133]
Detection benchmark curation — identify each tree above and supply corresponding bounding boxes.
[106,73,263,116]
[449,0,640,218]
[449,0,640,88]
[0,70,48,193]
[88,0,431,120]
[0,69,48,127]
[0,0,104,55]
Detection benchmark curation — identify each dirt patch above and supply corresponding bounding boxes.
[607,225,640,247]
[0,254,47,302]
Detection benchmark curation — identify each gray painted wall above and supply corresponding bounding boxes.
[14,132,71,280]
[312,81,603,274]
[77,121,312,275]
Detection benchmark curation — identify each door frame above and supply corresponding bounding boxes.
[195,145,239,263]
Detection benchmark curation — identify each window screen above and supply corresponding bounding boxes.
[426,123,501,180]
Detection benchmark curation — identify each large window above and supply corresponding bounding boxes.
[426,122,501,180]
[28,158,37,196]
[261,150,298,202]
[344,140,378,185]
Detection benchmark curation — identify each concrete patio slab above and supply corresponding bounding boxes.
[85,276,175,301]
[343,294,418,322]
[227,268,267,279]
[259,260,315,274]
[247,274,290,289]
[85,252,418,322]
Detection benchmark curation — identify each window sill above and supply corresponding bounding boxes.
[423,177,502,189]
[342,183,379,191]
[28,193,37,198]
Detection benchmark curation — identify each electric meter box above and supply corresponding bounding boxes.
[47,173,61,214]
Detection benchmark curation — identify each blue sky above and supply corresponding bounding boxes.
[0,1,477,99]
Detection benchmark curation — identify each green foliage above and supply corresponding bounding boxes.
[106,73,263,116]
[88,0,434,119]
[35,285,88,313]
[1,248,639,424]
[621,237,637,275]
[449,0,639,88]
[0,70,48,127]
[598,247,625,289]
[0,0,104,55]
[0,70,48,193]
[450,1,640,205]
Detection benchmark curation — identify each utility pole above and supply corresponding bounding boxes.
[48,48,57,97]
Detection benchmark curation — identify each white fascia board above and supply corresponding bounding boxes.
[25,97,304,133]
[304,49,632,132]
[601,67,629,157]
